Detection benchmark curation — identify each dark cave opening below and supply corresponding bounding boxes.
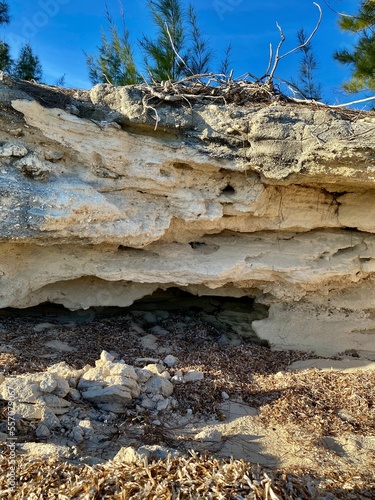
[0,288,270,346]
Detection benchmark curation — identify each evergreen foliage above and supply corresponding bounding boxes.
[13,43,43,82]
[0,1,10,26]
[87,0,221,85]
[293,27,322,100]
[0,40,12,72]
[334,0,375,92]
[85,3,139,86]
[140,0,186,81]
[0,1,11,73]
[185,4,212,75]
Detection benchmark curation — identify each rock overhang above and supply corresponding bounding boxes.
[0,76,375,358]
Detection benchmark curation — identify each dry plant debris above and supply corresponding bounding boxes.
[0,310,374,499]
[0,451,374,499]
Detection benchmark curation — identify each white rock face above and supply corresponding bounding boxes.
[0,79,375,357]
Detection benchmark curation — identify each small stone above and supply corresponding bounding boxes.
[156,310,170,319]
[109,363,138,380]
[144,375,174,397]
[143,312,157,324]
[152,419,161,426]
[156,398,169,411]
[71,426,84,443]
[337,409,355,423]
[171,374,184,385]
[221,391,230,400]
[105,375,140,397]
[41,408,61,430]
[97,402,127,413]
[77,367,111,390]
[81,456,106,466]
[81,385,132,404]
[0,143,28,157]
[217,401,259,421]
[184,371,204,383]
[140,395,156,410]
[47,375,70,398]
[65,104,80,116]
[186,409,193,416]
[8,128,23,137]
[143,363,162,375]
[47,362,85,386]
[134,357,159,365]
[135,368,153,383]
[13,402,43,420]
[35,423,51,438]
[44,149,64,161]
[163,355,178,368]
[34,322,55,332]
[139,445,180,461]
[78,420,94,434]
[69,388,81,401]
[177,416,190,426]
[16,153,52,180]
[195,429,222,442]
[100,350,115,363]
[113,446,149,465]
[38,394,71,414]
[45,340,75,352]
[20,442,73,460]
[173,322,188,329]
[39,374,58,393]
[129,323,145,334]
[149,325,169,336]
[140,334,158,351]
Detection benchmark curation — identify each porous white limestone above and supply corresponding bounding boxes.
[0,79,374,357]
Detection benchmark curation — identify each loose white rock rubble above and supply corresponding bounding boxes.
[0,350,205,460]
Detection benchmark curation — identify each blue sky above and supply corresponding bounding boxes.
[2,0,363,104]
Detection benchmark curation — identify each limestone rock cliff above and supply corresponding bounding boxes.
[1,75,375,358]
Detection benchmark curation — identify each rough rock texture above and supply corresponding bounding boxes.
[1,76,375,357]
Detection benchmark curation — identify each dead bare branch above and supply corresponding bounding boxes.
[266,3,323,83]
[329,95,375,108]
[264,43,273,78]
[266,22,286,83]
[165,22,194,78]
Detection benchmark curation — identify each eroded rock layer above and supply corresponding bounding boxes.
[1,76,375,357]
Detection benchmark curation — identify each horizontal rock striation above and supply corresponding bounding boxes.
[1,76,375,357]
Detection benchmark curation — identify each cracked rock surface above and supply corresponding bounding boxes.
[0,76,375,356]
